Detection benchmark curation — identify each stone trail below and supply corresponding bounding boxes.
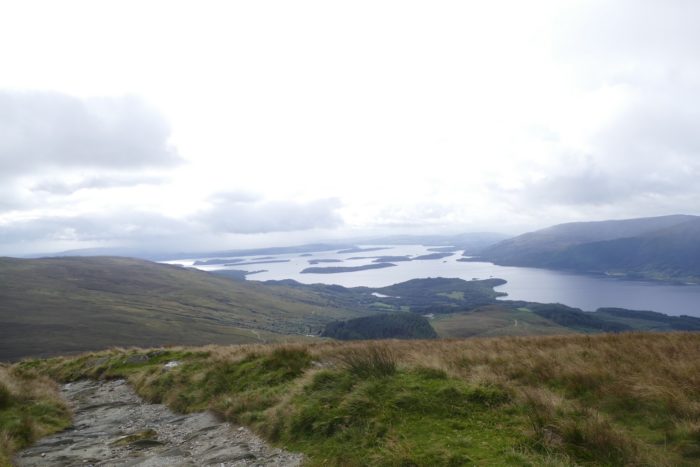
[16,379,302,467]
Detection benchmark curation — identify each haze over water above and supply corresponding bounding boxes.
[170,245,700,318]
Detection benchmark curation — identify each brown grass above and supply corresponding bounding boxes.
[306,333,700,463]
[0,365,71,466]
[18,332,700,465]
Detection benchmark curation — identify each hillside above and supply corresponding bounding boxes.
[4,257,699,361]
[0,257,366,361]
[543,217,700,279]
[468,215,700,282]
[4,333,700,465]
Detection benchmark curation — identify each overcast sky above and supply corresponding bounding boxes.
[1,0,699,254]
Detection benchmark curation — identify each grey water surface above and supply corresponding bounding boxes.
[165,245,700,317]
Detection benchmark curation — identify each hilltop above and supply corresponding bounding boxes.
[468,214,700,282]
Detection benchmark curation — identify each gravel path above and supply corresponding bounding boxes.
[15,379,303,466]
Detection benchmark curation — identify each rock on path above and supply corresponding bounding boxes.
[16,379,303,466]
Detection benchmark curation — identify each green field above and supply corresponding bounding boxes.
[432,305,576,338]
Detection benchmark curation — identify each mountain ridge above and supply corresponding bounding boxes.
[468,214,700,282]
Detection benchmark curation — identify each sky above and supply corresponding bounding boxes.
[1,0,699,255]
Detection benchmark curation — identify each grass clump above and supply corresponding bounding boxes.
[0,365,70,466]
[336,344,397,378]
[0,384,10,409]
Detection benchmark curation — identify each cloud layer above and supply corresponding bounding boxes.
[0,92,180,178]
[1,2,699,253]
[199,194,342,234]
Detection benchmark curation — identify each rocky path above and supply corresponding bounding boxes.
[15,379,303,467]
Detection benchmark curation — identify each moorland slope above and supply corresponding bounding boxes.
[0,257,365,360]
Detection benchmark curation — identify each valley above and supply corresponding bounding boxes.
[1,215,700,465]
[3,255,700,362]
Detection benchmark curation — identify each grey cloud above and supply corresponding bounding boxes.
[553,1,700,87]
[0,212,193,245]
[375,203,455,227]
[0,91,180,179]
[0,193,344,251]
[509,3,700,216]
[208,191,264,204]
[31,174,167,195]
[595,91,700,165]
[521,168,689,207]
[197,194,343,234]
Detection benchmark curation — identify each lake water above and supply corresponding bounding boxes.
[164,245,700,317]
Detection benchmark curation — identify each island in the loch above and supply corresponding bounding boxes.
[371,255,413,263]
[225,259,290,266]
[413,252,454,260]
[336,247,389,254]
[193,258,244,266]
[300,262,397,274]
[307,259,344,265]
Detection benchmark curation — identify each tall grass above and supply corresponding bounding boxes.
[0,365,71,466]
[16,332,700,465]
[336,343,397,378]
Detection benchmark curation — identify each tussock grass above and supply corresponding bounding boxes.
[14,332,700,465]
[335,343,397,378]
[0,365,70,466]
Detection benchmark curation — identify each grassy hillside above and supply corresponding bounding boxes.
[542,218,700,280]
[0,257,366,361]
[4,257,698,361]
[432,305,577,338]
[10,332,700,465]
[470,215,700,282]
[431,302,700,339]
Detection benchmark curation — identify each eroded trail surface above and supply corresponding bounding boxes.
[16,379,302,466]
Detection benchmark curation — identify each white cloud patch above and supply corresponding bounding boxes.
[197,193,343,234]
[0,192,343,254]
[1,2,700,252]
[0,91,180,179]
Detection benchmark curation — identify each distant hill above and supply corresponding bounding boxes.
[37,243,353,261]
[360,231,509,254]
[32,232,509,261]
[0,257,365,361]
[468,215,700,282]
